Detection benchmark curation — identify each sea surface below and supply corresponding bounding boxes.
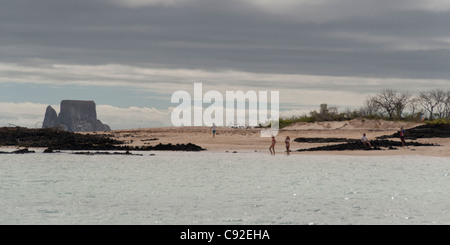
[0,150,449,225]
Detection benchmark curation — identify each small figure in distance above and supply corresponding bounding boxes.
[400,127,406,148]
[361,133,372,148]
[269,136,276,155]
[210,123,217,138]
[421,114,426,123]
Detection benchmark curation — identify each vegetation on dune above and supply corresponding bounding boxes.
[279,89,450,128]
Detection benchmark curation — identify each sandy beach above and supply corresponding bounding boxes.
[97,119,450,158]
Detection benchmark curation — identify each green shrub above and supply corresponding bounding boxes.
[425,119,450,125]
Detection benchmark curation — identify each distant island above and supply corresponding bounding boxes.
[43,100,111,132]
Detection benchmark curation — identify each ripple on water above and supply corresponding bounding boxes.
[0,153,449,224]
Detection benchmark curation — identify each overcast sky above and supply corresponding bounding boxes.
[1,0,450,129]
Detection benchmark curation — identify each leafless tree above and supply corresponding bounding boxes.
[443,90,450,119]
[360,97,381,117]
[408,96,422,116]
[418,89,446,120]
[369,89,410,119]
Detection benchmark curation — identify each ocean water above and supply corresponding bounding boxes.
[0,150,449,225]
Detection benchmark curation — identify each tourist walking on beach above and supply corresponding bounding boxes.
[400,127,406,147]
[361,133,372,148]
[269,136,276,155]
[285,136,290,155]
[210,123,217,138]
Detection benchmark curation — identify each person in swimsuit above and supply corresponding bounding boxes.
[285,136,290,155]
[269,136,276,155]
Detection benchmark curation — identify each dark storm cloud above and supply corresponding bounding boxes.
[1,0,450,82]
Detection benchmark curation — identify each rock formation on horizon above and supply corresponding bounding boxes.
[42,106,58,129]
[43,100,111,132]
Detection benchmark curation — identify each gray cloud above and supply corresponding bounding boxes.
[3,0,450,128]
[1,0,450,84]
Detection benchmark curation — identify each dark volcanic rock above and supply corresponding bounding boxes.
[297,141,381,151]
[377,123,450,140]
[13,148,35,154]
[0,127,122,150]
[129,143,206,151]
[73,151,143,156]
[0,127,206,151]
[0,148,35,154]
[297,139,436,152]
[42,100,110,132]
[43,148,55,153]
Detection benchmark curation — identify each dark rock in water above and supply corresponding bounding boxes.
[0,127,122,150]
[0,127,206,152]
[0,148,36,154]
[43,148,54,153]
[43,148,61,153]
[0,127,206,151]
[42,100,110,132]
[13,148,35,154]
[73,151,143,156]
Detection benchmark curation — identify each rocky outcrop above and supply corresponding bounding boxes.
[0,148,36,154]
[377,123,450,140]
[42,100,111,132]
[0,127,206,151]
[130,143,206,151]
[43,106,58,128]
[296,138,436,152]
[0,127,121,150]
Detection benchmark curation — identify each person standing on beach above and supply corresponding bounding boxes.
[361,133,372,148]
[210,123,217,138]
[285,136,290,155]
[400,127,406,147]
[269,136,276,155]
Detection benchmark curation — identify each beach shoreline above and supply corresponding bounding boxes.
[93,119,450,158]
[2,119,450,157]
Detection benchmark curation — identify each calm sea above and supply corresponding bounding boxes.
[0,150,449,225]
